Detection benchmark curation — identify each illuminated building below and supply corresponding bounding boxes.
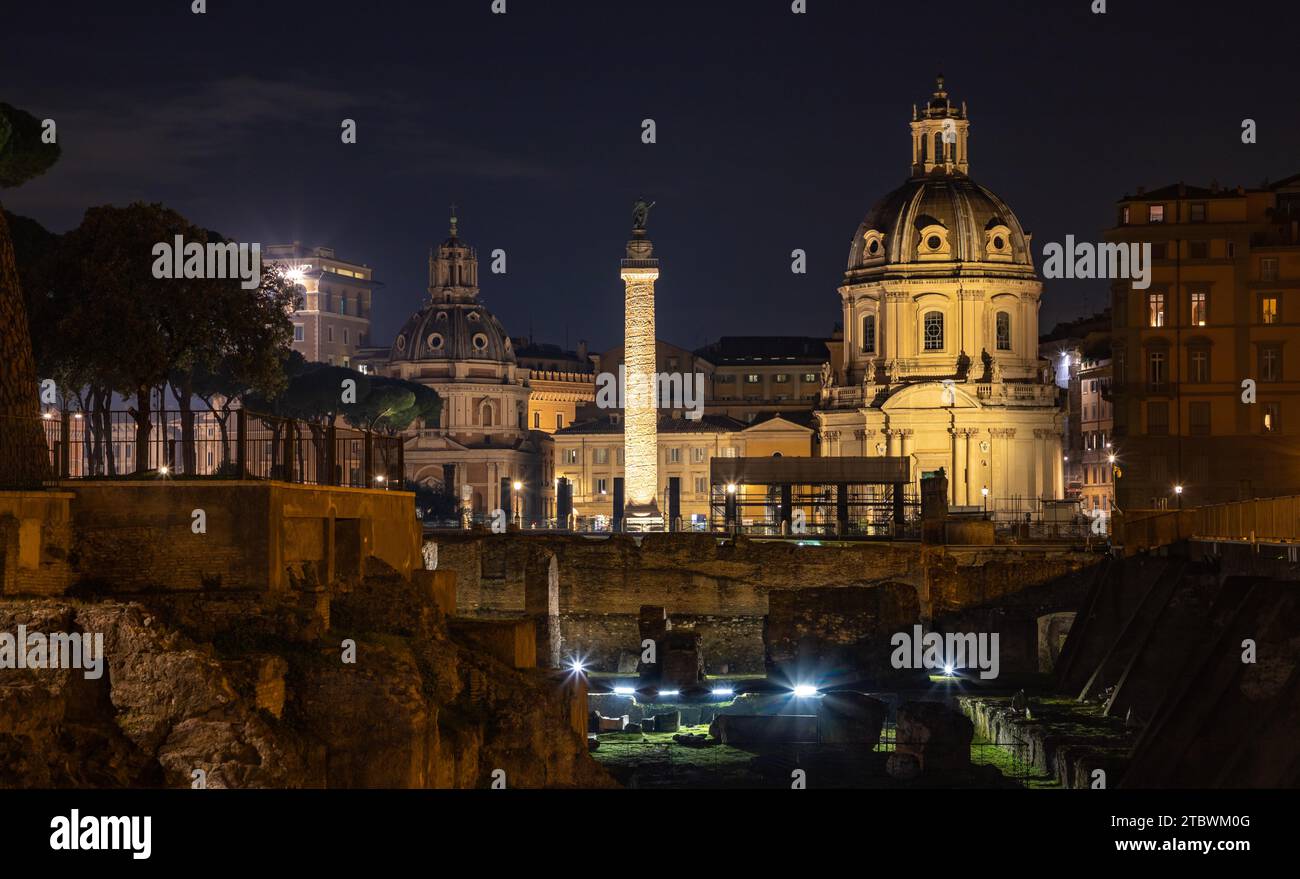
[513,338,596,433]
[1108,174,1300,508]
[815,77,1064,505]
[263,243,379,368]
[554,412,813,529]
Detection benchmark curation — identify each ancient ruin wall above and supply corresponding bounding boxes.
[431,533,1102,675]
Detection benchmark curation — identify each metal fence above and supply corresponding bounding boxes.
[6,408,403,490]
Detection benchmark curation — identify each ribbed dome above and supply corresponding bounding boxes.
[389,301,516,364]
[847,176,1033,270]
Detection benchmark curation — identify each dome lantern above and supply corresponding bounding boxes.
[910,74,970,178]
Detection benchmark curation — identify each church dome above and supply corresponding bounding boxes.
[389,301,516,364]
[388,213,517,366]
[845,76,1034,275]
[847,175,1034,269]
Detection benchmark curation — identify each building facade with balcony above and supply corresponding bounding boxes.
[264,243,379,368]
[815,78,1064,505]
[1107,174,1300,509]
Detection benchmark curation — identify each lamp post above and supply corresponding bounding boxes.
[512,480,523,527]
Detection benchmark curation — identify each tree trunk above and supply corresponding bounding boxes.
[0,204,50,487]
[133,385,152,473]
[173,379,197,475]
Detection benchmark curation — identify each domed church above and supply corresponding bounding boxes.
[815,78,1064,506]
[384,212,552,521]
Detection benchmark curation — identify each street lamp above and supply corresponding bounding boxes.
[981,485,989,516]
[1174,483,1183,510]
[512,480,523,526]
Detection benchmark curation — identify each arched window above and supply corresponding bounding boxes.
[923,311,944,351]
[479,401,495,427]
[933,131,945,164]
[996,312,1012,351]
[861,314,876,354]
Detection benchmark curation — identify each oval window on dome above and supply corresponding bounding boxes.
[467,312,481,322]
[993,236,1005,250]
[395,335,407,352]
[868,240,880,255]
[436,311,448,321]
[427,333,444,351]
[927,235,942,250]
[472,333,489,351]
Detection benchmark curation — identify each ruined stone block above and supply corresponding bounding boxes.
[413,569,457,616]
[448,618,537,669]
[708,714,818,745]
[652,711,680,733]
[817,692,886,745]
[1037,611,1076,674]
[659,629,704,687]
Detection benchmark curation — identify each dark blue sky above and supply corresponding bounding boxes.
[4,0,1296,352]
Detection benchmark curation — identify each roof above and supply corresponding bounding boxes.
[555,414,748,436]
[695,336,831,364]
[1118,182,1253,202]
[746,410,816,429]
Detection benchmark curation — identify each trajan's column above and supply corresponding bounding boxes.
[620,198,663,531]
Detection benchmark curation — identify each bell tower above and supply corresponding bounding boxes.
[428,205,480,303]
[910,75,970,177]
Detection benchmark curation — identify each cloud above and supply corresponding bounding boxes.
[4,76,556,222]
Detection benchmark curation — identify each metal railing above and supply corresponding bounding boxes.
[4,408,403,490]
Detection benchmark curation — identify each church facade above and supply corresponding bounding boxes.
[815,79,1064,505]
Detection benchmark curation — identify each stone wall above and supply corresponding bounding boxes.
[0,491,75,597]
[68,481,420,593]
[429,532,1103,675]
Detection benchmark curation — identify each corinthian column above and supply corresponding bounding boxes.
[620,207,662,530]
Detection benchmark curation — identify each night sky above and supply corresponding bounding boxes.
[4,0,1296,354]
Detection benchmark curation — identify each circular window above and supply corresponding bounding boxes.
[427,333,444,350]
[395,335,406,352]
[868,240,880,255]
[993,236,1005,250]
[472,333,489,351]
[467,311,481,322]
[927,235,942,250]
[436,311,448,321]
